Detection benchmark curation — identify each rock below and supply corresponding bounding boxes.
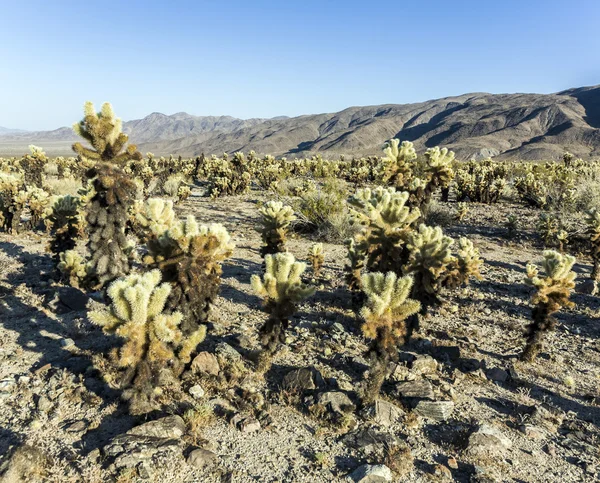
[467,423,512,457]
[521,424,547,440]
[191,352,220,376]
[433,345,461,363]
[60,338,75,348]
[396,380,434,400]
[347,464,392,482]
[233,334,253,350]
[343,429,400,459]
[447,457,458,469]
[36,395,53,413]
[187,448,218,469]
[461,358,481,372]
[58,287,90,311]
[331,322,346,334]
[0,377,16,393]
[369,399,404,427]
[64,420,87,433]
[127,415,186,439]
[137,461,153,479]
[2,445,50,482]
[317,391,355,414]
[215,342,242,362]
[414,401,454,421]
[282,367,317,392]
[433,464,453,480]
[410,355,438,375]
[230,413,261,433]
[104,434,180,469]
[189,384,205,399]
[388,362,411,381]
[486,367,509,383]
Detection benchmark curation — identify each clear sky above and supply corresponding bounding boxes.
[1,0,599,130]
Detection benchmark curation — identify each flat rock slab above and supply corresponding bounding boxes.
[127,415,186,439]
[347,464,392,482]
[369,399,404,427]
[396,380,434,400]
[467,423,512,457]
[414,401,454,421]
[318,391,355,414]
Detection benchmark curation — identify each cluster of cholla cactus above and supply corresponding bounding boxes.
[89,270,200,414]
[144,216,234,339]
[20,145,47,188]
[585,208,600,284]
[204,152,252,198]
[454,160,507,204]
[129,198,176,243]
[0,173,26,233]
[57,250,88,288]
[259,201,296,256]
[522,251,576,362]
[25,187,50,230]
[537,213,560,247]
[73,101,142,288]
[308,243,324,277]
[251,253,315,372]
[47,195,82,263]
[360,272,421,403]
[379,138,417,188]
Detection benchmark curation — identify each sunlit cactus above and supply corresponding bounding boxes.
[521,251,576,362]
[130,198,176,242]
[72,101,142,164]
[20,145,47,187]
[308,242,324,277]
[455,202,469,222]
[145,216,234,339]
[585,208,600,282]
[259,200,296,256]
[423,146,455,204]
[251,252,315,372]
[88,269,193,414]
[57,250,88,289]
[25,186,50,230]
[537,213,559,246]
[380,138,417,188]
[360,271,421,404]
[177,185,191,203]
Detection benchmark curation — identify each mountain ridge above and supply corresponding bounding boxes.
[1,86,599,160]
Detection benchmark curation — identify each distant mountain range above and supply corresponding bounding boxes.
[2,85,599,160]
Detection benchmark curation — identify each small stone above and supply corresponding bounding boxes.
[137,461,153,479]
[282,368,317,392]
[370,399,404,427]
[410,355,438,375]
[388,363,411,381]
[486,367,509,383]
[215,342,241,362]
[433,464,453,480]
[187,448,218,469]
[521,424,546,440]
[189,385,205,399]
[447,457,458,469]
[127,415,186,439]
[233,334,253,350]
[545,444,557,457]
[317,391,355,415]
[60,338,75,348]
[37,395,53,413]
[467,423,512,457]
[18,376,31,385]
[347,463,392,482]
[0,377,16,392]
[433,345,461,362]
[191,352,220,376]
[413,401,454,421]
[240,418,260,433]
[58,287,90,311]
[64,420,87,433]
[578,279,597,295]
[396,380,434,400]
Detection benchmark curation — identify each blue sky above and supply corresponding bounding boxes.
[1,0,599,130]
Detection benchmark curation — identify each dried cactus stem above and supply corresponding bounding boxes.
[521,305,556,362]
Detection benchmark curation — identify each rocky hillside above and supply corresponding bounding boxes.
[2,86,599,160]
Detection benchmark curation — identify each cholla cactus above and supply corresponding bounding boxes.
[25,187,50,230]
[20,145,47,188]
[145,216,234,338]
[72,101,142,164]
[259,201,296,256]
[251,253,315,372]
[537,213,560,246]
[360,271,421,404]
[521,251,576,362]
[585,208,600,282]
[130,198,176,242]
[423,146,455,204]
[455,202,469,222]
[47,194,82,261]
[453,237,484,285]
[556,230,569,253]
[404,224,455,304]
[177,185,191,203]
[208,152,252,198]
[506,214,518,238]
[348,187,420,276]
[72,102,141,288]
[380,138,417,188]
[57,250,88,289]
[89,270,197,414]
[308,243,324,277]
[0,173,22,233]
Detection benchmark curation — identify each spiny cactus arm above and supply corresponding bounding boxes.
[178,326,207,364]
[456,237,484,281]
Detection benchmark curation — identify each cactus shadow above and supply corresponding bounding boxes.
[0,426,22,463]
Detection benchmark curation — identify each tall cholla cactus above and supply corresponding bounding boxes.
[259,201,296,256]
[453,237,484,286]
[26,187,50,230]
[347,187,420,281]
[251,253,315,372]
[585,208,600,283]
[0,173,25,233]
[145,216,234,338]
[308,242,324,277]
[89,270,198,414]
[20,145,47,188]
[72,102,141,288]
[380,138,417,188]
[521,251,576,362]
[72,101,142,164]
[47,195,82,262]
[360,272,421,404]
[130,198,176,242]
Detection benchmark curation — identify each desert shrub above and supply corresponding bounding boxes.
[43,177,83,196]
[163,173,186,197]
